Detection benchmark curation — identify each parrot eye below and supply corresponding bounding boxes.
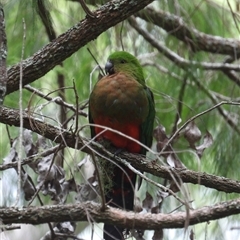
[120,59,126,64]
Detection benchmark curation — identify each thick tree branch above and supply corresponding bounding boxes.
[136,7,240,57]
[6,0,154,95]
[128,17,240,72]
[115,152,240,194]
[1,106,240,194]
[136,7,240,88]
[0,5,7,105]
[1,198,240,229]
[0,106,89,152]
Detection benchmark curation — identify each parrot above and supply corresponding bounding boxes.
[88,51,155,240]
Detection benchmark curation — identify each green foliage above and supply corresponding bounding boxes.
[1,0,240,239]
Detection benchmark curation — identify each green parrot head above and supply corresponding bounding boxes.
[105,51,145,85]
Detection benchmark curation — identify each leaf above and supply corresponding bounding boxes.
[75,174,99,202]
[153,124,167,142]
[36,135,48,150]
[169,180,181,193]
[58,178,77,204]
[152,229,163,240]
[189,229,195,240]
[77,156,88,169]
[166,154,175,167]
[154,125,185,168]
[157,189,169,200]
[3,138,35,200]
[40,222,76,240]
[3,138,18,164]
[37,154,66,202]
[196,131,213,158]
[166,153,185,169]
[22,129,37,157]
[22,171,35,201]
[151,205,160,214]
[130,229,145,240]
[142,192,154,212]
[55,221,76,234]
[154,125,172,158]
[184,121,202,148]
[134,197,143,212]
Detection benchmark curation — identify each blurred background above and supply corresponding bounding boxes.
[1,0,240,239]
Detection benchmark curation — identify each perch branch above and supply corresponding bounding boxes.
[1,106,240,194]
[1,199,240,229]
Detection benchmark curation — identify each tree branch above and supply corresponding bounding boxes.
[136,7,240,57]
[128,17,240,72]
[1,198,240,229]
[1,105,240,194]
[6,0,154,95]
[0,105,88,152]
[0,5,7,105]
[116,152,240,194]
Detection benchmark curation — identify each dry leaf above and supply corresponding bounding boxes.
[196,131,213,158]
[152,229,163,240]
[184,121,202,148]
[22,129,37,157]
[142,192,154,211]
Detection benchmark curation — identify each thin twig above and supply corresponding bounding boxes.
[172,76,187,134]
[0,225,21,231]
[74,0,96,18]
[25,85,87,116]
[191,74,240,135]
[73,80,80,135]
[87,47,105,77]
[0,145,62,171]
[90,150,106,211]
[161,101,240,155]
[226,0,240,34]
[135,7,240,57]
[36,0,56,41]
[17,18,26,207]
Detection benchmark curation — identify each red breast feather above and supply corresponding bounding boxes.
[89,72,149,153]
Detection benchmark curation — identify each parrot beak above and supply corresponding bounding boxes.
[105,61,114,75]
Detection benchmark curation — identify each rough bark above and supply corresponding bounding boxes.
[6,0,154,95]
[136,7,240,57]
[0,5,7,105]
[1,198,240,229]
[1,106,240,194]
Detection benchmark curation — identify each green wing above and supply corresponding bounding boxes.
[88,100,96,138]
[140,86,155,155]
